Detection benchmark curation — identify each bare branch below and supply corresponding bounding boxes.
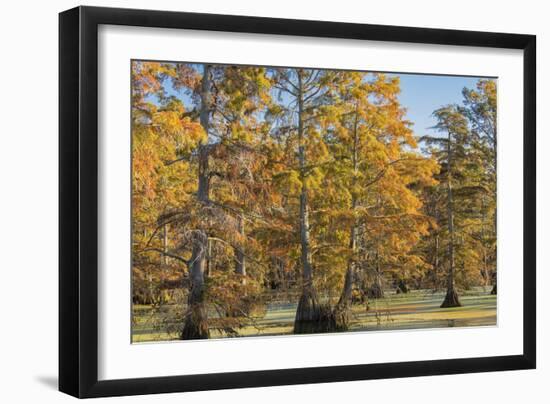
[138,248,190,266]
[165,154,192,166]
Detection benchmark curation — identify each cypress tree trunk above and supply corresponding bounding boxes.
[182,64,211,339]
[146,268,154,305]
[228,215,248,318]
[333,107,359,331]
[294,70,322,334]
[397,279,409,294]
[430,207,440,289]
[160,223,168,304]
[333,228,356,331]
[368,252,385,299]
[431,233,440,289]
[481,201,491,288]
[234,215,246,284]
[441,130,461,308]
[181,228,209,339]
[294,158,321,333]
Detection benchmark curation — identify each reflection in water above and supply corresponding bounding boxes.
[132,287,497,342]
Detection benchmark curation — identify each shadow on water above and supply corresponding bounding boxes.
[132,288,497,342]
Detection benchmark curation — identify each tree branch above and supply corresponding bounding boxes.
[138,248,190,266]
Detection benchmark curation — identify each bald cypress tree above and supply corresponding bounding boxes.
[461,80,497,294]
[325,72,437,329]
[428,106,479,308]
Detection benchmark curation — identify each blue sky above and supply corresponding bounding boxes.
[155,66,489,138]
[394,74,482,136]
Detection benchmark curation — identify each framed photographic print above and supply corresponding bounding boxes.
[59,6,536,398]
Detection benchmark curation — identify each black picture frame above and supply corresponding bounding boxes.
[59,5,536,398]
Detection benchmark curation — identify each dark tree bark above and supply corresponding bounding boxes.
[367,277,384,299]
[181,229,209,339]
[333,107,359,331]
[333,202,358,329]
[367,251,385,299]
[441,129,461,308]
[182,64,212,339]
[294,69,322,334]
[480,200,492,288]
[333,233,355,331]
[482,246,490,287]
[397,279,409,294]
